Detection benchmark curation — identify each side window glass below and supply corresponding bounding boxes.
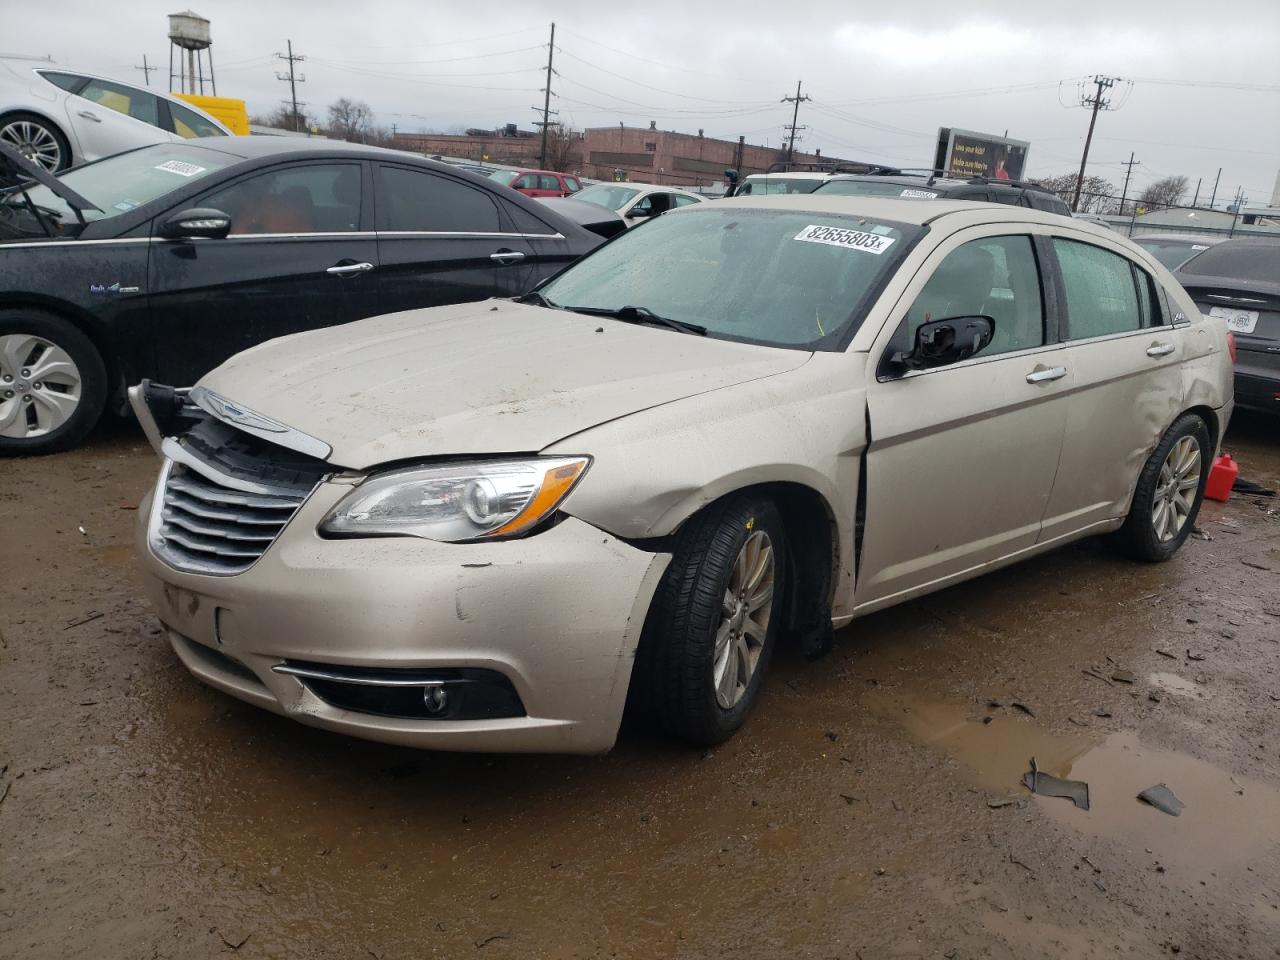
[41,71,88,93]
[376,166,500,232]
[200,164,362,235]
[630,195,654,215]
[906,235,1045,358]
[564,177,581,193]
[513,175,537,190]
[1134,265,1164,327]
[673,194,701,208]
[169,102,225,139]
[539,175,560,191]
[78,79,160,127]
[1053,239,1141,339]
[502,200,555,236]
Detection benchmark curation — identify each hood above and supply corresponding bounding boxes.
[200,300,811,469]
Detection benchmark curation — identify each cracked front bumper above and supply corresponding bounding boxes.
[137,481,670,754]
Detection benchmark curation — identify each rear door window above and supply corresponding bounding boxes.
[513,175,538,191]
[78,78,161,127]
[1053,239,1142,339]
[376,165,500,233]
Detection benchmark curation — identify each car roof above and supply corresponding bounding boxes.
[705,193,1083,226]
[1132,233,1225,245]
[742,171,834,180]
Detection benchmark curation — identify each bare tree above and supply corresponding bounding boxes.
[250,105,314,133]
[1137,176,1190,211]
[327,98,375,143]
[542,125,584,172]
[1031,172,1117,214]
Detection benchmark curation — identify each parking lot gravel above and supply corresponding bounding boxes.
[2,413,1278,959]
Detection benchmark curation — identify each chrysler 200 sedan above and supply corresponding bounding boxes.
[133,195,1233,754]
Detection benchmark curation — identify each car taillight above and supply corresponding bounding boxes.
[1226,332,1237,363]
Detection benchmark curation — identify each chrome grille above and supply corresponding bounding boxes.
[152,456,312,575]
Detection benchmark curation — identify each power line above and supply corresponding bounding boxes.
[275,40,306,132]
[782,81,811,162]
[312,44,545,67]
[553,46,774,106]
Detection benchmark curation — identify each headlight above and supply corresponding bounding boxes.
[319,457,590,542]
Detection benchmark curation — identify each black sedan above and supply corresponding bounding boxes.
[1176,237,1280,415]
[0,137,601,454]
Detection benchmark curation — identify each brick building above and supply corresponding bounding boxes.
[391,123,854,187]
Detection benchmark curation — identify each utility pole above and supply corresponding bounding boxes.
[135,54,155,87]
[781,81,810,163]
[1117,151,1140,215]
[1228,187,1245,237]
[275,40,306,133]
[1191,177,1202,208]
[1071,75,1117,212]
[538,22,556,169]
[1209,166,1222,209]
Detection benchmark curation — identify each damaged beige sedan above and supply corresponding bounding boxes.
[133,196,1233,753]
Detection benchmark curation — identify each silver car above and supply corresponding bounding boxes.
[0,57,231,171]
[134,196,1233,754]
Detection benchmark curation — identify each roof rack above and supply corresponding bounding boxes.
[763,160,895,176]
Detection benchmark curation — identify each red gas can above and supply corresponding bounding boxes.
[1204,453,1238,503]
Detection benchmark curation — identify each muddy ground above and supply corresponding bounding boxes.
[2,413,1279,960]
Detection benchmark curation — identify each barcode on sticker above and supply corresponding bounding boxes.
[794,225,896,255]
[155,160,206,177]
[900,189,939,199]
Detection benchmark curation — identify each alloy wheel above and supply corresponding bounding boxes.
[0,334,83,438]
[713,529,775,709]
[1151,435,1201,543]
[0,119,62,171]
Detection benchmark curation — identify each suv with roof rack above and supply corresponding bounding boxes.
[726,160,891,197]
[813,169,1071,216]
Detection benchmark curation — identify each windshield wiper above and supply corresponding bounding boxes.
[565,304,707,336]
[515,290,560,309]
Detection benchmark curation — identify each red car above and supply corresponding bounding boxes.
[488,168,582,198]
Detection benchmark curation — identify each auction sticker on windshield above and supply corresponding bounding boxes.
[794,225,896,254]
[154,160,206,177]
[900,189,939,199]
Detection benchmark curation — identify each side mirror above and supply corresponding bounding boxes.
[626,207,653,219]
[159,207,231,240]
[895,315,995,371]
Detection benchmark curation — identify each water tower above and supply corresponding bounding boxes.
[168,10,216,96]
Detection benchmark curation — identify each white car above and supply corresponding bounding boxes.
[572,181,705,226]
[0,56,231,172]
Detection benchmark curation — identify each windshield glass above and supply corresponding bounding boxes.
[1135,238,1211,270]
[488,170,519,186]
[736,176,826,196]
[1,143,237,235]
[541,207,920,350]
[817,179,939,199]
[574,183,641,211]
[1176,242,1277,283]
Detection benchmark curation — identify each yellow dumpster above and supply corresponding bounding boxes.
[173,93,250,136]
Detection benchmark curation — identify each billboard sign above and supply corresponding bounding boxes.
[933,128,1030,181]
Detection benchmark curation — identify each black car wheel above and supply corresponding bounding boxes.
[1112,413,1211,562]
[0,112,71,172]
[0,309,107,455]
[635,494,788,746]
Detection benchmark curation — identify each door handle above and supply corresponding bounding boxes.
[490,250,526,264]
[325,261,374,276]
[77,110,101,122]
[1025,365,1067,384]
[1146,342,1176,357]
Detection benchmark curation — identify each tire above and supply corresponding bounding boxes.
[0,111,72,172]
[635,494,788,746]
[0,308,108,456]
[1112,413,1211,562]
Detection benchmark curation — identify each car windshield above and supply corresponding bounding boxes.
[1177,242,1279,283]
[1136,238,1212,270]
[488,170,519,186]
[817,179,937,199]
[574,183,641,211]
[540,207,921,350]
[735,176,827,195]
[1,143,237,234]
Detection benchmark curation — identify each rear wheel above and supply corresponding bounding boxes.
[0,112,71,172]
[0,309,107,455]
[1113,414,1211,562]
[635,494,787,745]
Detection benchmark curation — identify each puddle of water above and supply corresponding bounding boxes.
[873,689,1280,877]
[865,691,1096,791]
[1147,671,1206,699]
[92,543,136,568]
[1040,730,1280,875]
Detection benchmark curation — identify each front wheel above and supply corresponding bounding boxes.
[635,494,788,746]
[1113,414,1211,562]
[0,309,108,455]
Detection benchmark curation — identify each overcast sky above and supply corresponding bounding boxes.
[8,0,1279,204]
